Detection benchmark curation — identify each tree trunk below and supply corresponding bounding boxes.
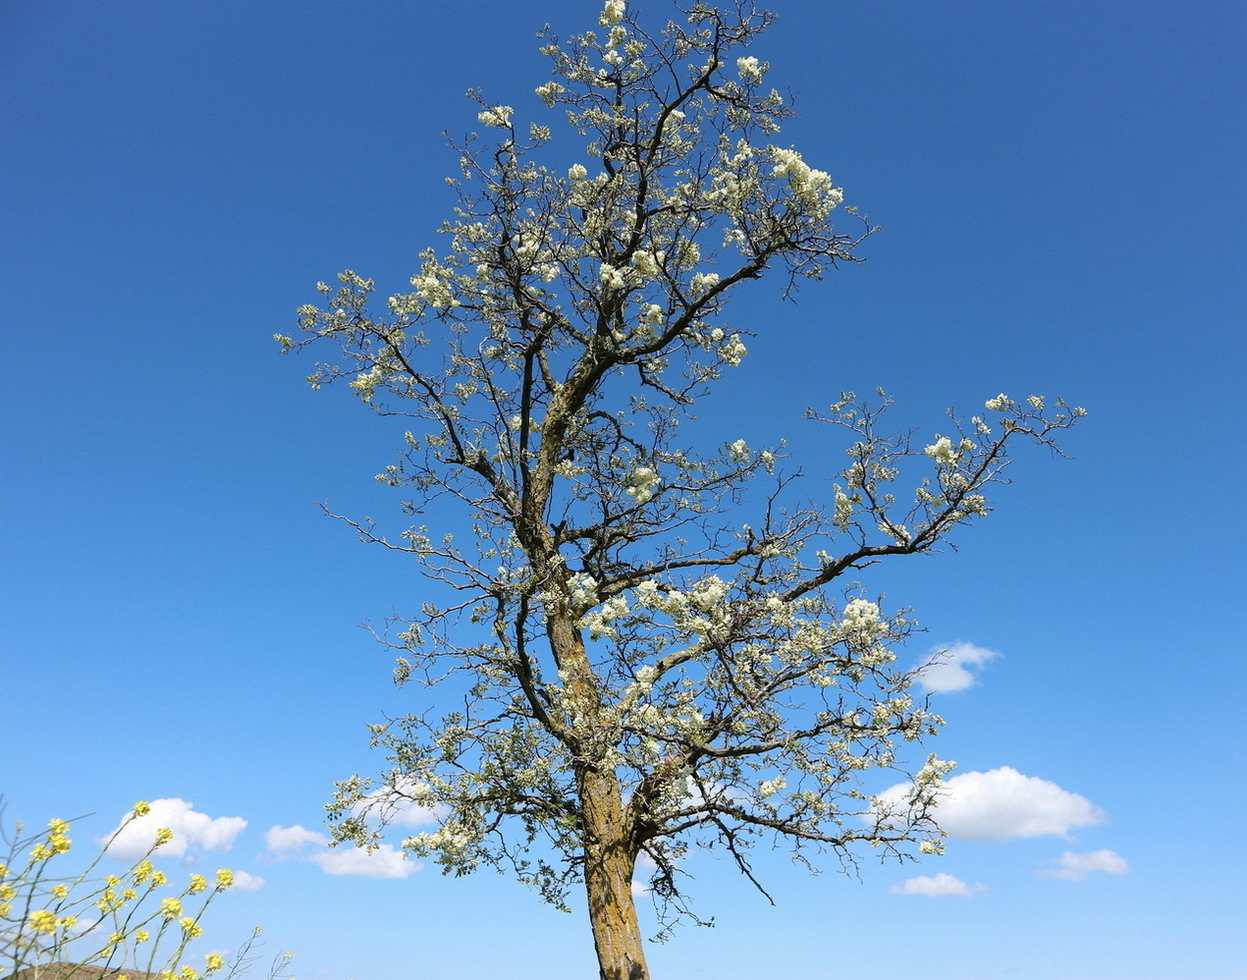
[542,580,648,979]
[580,767,648,980]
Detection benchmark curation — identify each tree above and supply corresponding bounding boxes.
[279,2,1083,977]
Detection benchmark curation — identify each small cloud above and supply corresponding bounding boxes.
[877,767,1105,841]
[103,799,246,860]
[916,642,1000,693]
[1038,849,1130,881]
[230,870,266,892]
[265,824,327,857]
[630,879,651,897]
[891,873,986,897]
[264,824,420,880]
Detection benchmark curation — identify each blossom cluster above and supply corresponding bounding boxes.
[625,465,661,504]
[477,105,513,128]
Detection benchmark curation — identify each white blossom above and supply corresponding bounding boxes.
[721,335,747,366]
[631,250,664,277]
[349,366,384,398]
[757,777,786,799]
[769,146,843,210]
[477,106,513,128]
[690,271,720,296]
[599,0,625,26]
[625,466,660,503]
[600,262,631,292]
[535,81,565,105]
[923,436,958,465]
[688,576,729,611]
[411,272,458,310]
[840,598,881,628]
[736,56,766,84]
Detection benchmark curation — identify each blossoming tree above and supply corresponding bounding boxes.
[280,2,1083,977]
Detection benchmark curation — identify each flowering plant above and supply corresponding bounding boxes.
[282,2,1084,978]
[0,804,290,980]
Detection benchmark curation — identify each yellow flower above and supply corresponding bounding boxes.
[43,820,73,854]
[151,870,169,887]
[160,896,183,920]
[179,916,202,938]
[135,929,151,943]
[29,843,52,860]
[134,801,151,816]
[96,888,121,913]
[106,874,122,887]
[59,914,77,931]
[51,884,69,899]
[204,954,225,974]
[181,967,199,980]
[155,828,174,847]
[0,862,8,878]
[188,873,208,894]
[134,861,154,883]
[27,909,57,934]
[214,869,234,889]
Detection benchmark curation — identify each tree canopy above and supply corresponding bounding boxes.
[280,2,1083,977]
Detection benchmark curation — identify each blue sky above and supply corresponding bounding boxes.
[2,1,1244,978]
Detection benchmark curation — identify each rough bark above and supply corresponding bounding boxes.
[544,587,649,980]
[579,767,648,980]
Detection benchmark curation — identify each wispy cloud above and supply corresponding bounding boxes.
[1038,849,1130,880]
[915,641,1001,693]
[891,873,986,897]
[264,824,421,879]
[878,766,1105,840]
[102,799,247,860]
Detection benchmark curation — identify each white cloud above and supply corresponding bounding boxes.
[891,873,986,897]
[230,869,266,892]
[264,824,421,880]
[877,767,1105,841]
[916,641,1000,693]
[265,824,327,856]
[1038,849,1130,881]
[350,779,446,829]
[310,843,419,879]
[103,799,246,860]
